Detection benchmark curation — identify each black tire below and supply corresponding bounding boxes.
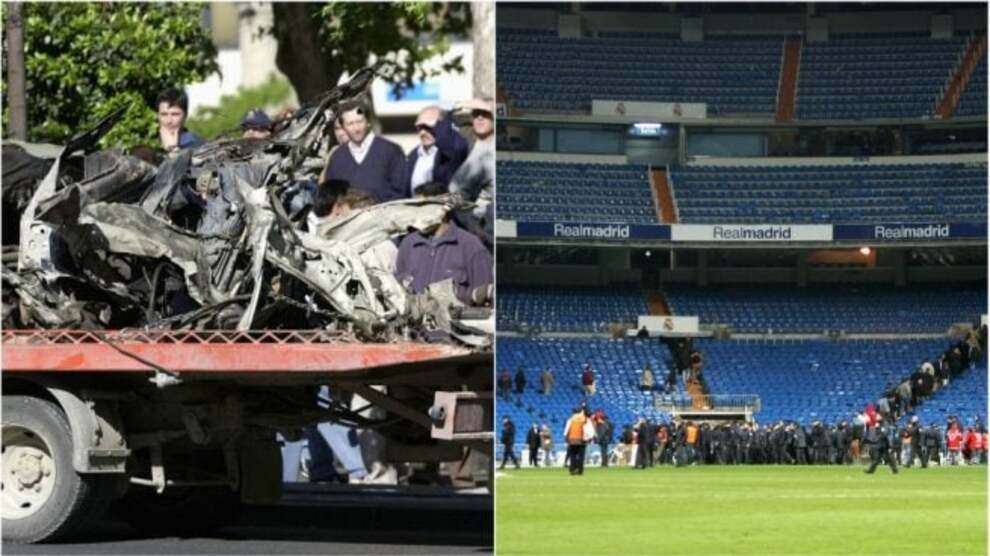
[2,395,116,544]
[111,486,240,538]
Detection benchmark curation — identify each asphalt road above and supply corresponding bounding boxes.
[4,484,493,555]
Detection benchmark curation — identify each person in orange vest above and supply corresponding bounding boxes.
[684,421,700,465]
[563,406,590,475]
[946,421,964,465]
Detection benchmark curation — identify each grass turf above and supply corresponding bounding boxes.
[496,465,987,555]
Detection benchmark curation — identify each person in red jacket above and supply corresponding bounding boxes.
[965,426,983,464]
[946,422,964,465]
[581,365,596,396]
[982,429,989,464]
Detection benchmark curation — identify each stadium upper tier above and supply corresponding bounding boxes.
[496,337,986,428]
[498,286,648,333]
[664,283,986,334]
[670,161,988,224]
[497,30,781,114]
[499,29,985,121]
[956,49,988,117]
[498,160,657,224]
[797,34,967,120]
[496,337,677,428]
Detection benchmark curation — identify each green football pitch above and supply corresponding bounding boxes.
[495,465,987,555]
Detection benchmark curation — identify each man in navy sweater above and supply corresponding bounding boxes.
[405,106,469,194]
[325,101,407,203]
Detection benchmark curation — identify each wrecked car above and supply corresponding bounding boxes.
[1,66,493,543]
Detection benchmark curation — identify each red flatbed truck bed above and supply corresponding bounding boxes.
[1,329,492,543]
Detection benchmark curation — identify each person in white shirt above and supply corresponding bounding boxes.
[405,105,470,194]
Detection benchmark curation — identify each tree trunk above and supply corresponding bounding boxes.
[470,2,494,100]
[6,1,28,140]
[270,3,340,105]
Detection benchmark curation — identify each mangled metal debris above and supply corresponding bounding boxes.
[2,66,492,347]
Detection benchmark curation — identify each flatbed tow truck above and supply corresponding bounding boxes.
[2,328,492,543]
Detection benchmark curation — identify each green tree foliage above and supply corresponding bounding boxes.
[271,2,470,105]
[185,75,292,139]
[2,3,217,149]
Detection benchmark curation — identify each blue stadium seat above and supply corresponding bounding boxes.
[498,160,658,224]
[797,33,968,120]
[670,161,988,224]
[497,30,782,114]
[497,336,987,431]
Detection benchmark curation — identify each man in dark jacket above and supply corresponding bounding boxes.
[864,418,899,474]
[837,422,853,464]
[514,367,527,394]
[634,418,650,469]
[793,423,808,465]
[921,423,942,467]
[500,417,520,469]
[947,347,964,378]
[596,414,614,467]
[811,422,829,464]
[405,106,470,194]
[643,419,657,467]
[906,417,923,468]
[526,423,541,467]
[773,423,794,464]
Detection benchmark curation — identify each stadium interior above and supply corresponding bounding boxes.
[494,2,988,459]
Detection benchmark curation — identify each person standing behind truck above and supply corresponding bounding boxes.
[155,87,203,153]
[324,100,407,203]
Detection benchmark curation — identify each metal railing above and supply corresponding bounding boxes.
[2,329,354,345]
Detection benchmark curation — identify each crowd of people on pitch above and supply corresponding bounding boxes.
[500,408,987,475]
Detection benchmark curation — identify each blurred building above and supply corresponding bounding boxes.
[187,2,474,152]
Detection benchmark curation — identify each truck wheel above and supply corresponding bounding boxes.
[112,487,240,538]
[2,395,115,543]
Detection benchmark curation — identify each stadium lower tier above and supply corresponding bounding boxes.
[496,337,986,431]
[499,283,986,334]
[497,285,648,333]
[497,336,678,429]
